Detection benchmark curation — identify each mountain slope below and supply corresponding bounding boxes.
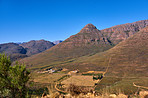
[20,40,55,56]
[0,40,55,61]
[0,43,26,54]
[101,20,148,44]
[65,26,148,77]
[21,24,113,68]
[21,20,148,70]
[0,43,27,61]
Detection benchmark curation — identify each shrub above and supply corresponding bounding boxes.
[0,53,30,98]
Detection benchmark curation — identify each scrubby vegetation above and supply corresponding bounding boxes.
[0,53,30,98]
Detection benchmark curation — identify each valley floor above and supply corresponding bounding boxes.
[30,70,148,97]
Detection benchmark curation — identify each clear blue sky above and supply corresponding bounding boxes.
[0,0,148,43]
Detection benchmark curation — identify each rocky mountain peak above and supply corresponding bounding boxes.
[78,23,99,34]
[83,23,97,29]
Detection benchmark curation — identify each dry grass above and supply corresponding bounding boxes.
[61,75,99,87]
[67,84,93,96]
[32,73,66,84]
[46,84,60,98]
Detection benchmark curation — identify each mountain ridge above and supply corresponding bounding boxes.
[0,40,55,61]
[20,19,148,72]
[20,23,114,68]
[20,39,55,56]
[101,19,148,44]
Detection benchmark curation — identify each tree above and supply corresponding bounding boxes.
[0,53,30,98]
[0,53,11,96]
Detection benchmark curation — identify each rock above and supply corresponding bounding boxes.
[109,94,117,98]
[117,94,128,98]
[139,91,148,98]
[101,20,148,44]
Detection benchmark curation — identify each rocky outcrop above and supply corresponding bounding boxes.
[101,20,148,44]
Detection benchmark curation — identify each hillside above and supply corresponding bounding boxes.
[0,43,27,61]
[0,43,26,54]
[63,26,148,77]
[21,20,148,70]
[101,20,148,44]
[21,24,114,68]
[0,40,55,61]
[20,40,55,56]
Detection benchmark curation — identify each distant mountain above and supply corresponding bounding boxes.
[16,42,23,44]
[53,40,63,45]
[0,40,55,61]
[20,40,55,56]
[0,43,28,61]
[0,43,26,55]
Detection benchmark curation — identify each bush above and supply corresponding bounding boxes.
[93,75,103,80]
[0,53,30,98]
[67,84,92,96]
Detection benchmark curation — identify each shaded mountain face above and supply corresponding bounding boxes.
[0,43,28,61]
[65,26,148,77]
[20,40,55,56]
[0,40,55,61]
[101,20,148,44]
[53,40,63,45]
[0,43,27,54]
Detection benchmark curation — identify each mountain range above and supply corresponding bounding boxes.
[19,19,148,77]
[0,43,28,61]
[1,19,147,77]
[0,40,62,61]
[20,40,55,56]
